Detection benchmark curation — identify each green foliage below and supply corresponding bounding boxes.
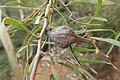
[0,0,119,80]
[92,36,120,46]
[73,47,95,52]
[3,17,37,37]
[93,17,108,22]
[73,0,114,5]
[5,1,25,6]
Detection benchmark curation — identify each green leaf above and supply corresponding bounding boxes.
[36,72,48,75]
[77,64,96,80]
[51,66,62,80]
[85,0,102,25]
[88,29,116,35]
[73,0,114,5]
[93,0,102,18]
[73,47,95,53]
[93,17,108,22]
[3,17,28,32]
[5,1,25,6]
[75,30,84,35]
[75,28,116,35]
[74,29,116,34]
[3,17,37,37]
[102,0,114,5]
[79,58,109,64]
[92,37,120,46]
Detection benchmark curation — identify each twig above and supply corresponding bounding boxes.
[53,7,67,25]
[59,0,117,70]
[70,46,81,66]
[59,0,100,26]
[30,0,52,80]
[107,33,120,56]
[18,0,24,19]
[50,0,56,24]
[23,2,47,22]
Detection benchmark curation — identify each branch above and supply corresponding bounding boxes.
[59,0,117,70]
[30,0,52,80]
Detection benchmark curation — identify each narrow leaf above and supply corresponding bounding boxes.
[3,17,37,37]
[4,17,29,32]
[75,30,84,35]
[93,0,102,18]
[79,58,109,64]
[51,66,62,80]
[88,29,116,35]
[5,1,25,6]
[92,37,120,46]
[73,47,95,53]
[93,17,108,22]
[86,0,102,24]
[77,64,96,80]
[73,0,114,5]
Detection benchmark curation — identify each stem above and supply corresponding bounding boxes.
[30,0,52,80]
[59,0,117,70]
[107,33,120,56]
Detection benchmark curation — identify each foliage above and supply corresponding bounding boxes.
[0,0,120,80]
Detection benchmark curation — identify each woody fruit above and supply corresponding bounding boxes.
[48,25,92,48]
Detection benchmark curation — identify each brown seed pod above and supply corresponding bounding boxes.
[48,25,92,48]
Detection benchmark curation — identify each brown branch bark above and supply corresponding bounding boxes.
[30,0,52,80]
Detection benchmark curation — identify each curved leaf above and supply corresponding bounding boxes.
[88,29,116,35]
[79,58,109,64]
[93,17,108,22]
[73,47,95,53]
[5,1,25,6]
[73,0,114,5]
[92,37,120,46]
[3,17,37,37]
[93,0,102,19]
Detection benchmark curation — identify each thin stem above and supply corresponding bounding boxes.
[59,0,117,70]
[70,46,81,67]
[30,0,52,80]
[18,0,24,19]
[59,0,100,26]
[107,33,120,56]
